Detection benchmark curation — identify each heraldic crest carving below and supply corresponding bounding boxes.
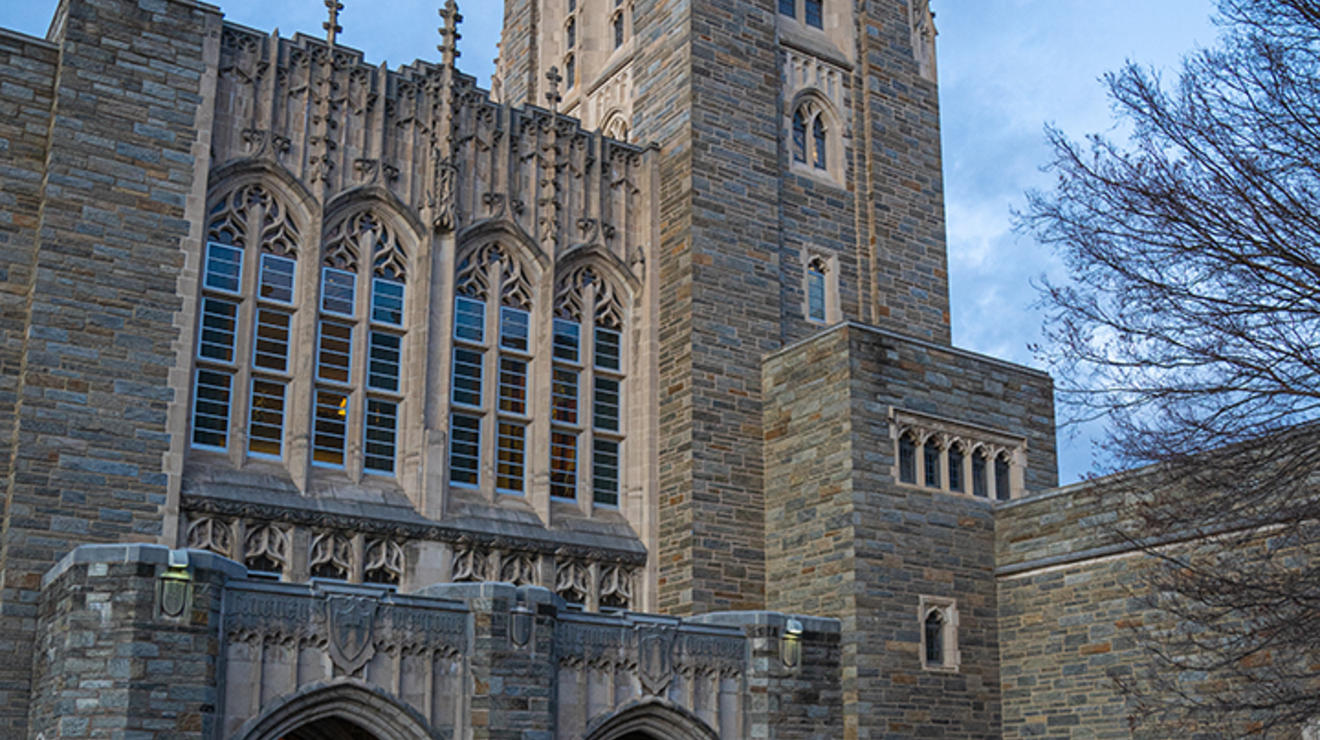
[325,594,378,674]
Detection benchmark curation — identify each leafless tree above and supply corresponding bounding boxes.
[1021,0,1320,735]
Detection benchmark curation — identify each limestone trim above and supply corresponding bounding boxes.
[230,678,440,740]
[583,698,720,740]
[918,595,960,672]
[890,407,1028,500]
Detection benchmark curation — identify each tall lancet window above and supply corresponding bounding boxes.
[449,244,534,493]
[792,110,808,163]
[553,266,626,505]
[193,183,301,459]
[789,98,835,175]
[316,210,409,474]
[812,116,827,169]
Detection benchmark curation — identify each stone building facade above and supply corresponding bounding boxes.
[0,0,1263,737]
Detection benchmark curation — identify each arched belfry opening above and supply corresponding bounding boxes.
[583,700,720,740]
[233,680,435,740]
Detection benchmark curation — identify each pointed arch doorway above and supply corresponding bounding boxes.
[583,700,720,740]
[233,680,436,740]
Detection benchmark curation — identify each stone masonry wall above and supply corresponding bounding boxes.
[0,28,57,733]
[763,323,1056,739]
[30,544,239,739]
[0,0,222,732]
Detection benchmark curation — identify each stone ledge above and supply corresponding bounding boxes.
[42,542,247,588]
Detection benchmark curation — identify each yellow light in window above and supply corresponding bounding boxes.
[338,395,347,418]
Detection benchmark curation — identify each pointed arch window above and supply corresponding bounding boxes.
[812,116,827,169]
[612,10,625,49]
[789,98,835,176]
[314,210,410,475]
[553,266,626,506]
[791,110,808,163]
[192,183,301,459]
[920,596,958,671]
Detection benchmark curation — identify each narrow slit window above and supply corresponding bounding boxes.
[812,117,827,169]
[566,17,576,48]
[972,451,988,497]
[593,438,620,506]
[792,111,808,163]
[452,347,484,407]
[371,278,405,326]
[947,445,964,493]
[259,253,296,304]
[199,298,239,363]
[248,378,285,458]
[804,0,822,28]
[807,266,826,322]
[550,430,578,499]
[995,454,1011,501]
[613,12,624,48]
[316,320,354,384]
[565,54,576,90]
[364,399,397,473]
[898,434,917,484]
[313,389,349,466]
[253,309,291,372]
[924,610,944,665]
[497,421,526,493]
[449,414,481,486]
[367,331,402,392]
[204,243,244,294]
[320,267,357,317]
[923,441,941,488]
[191,369,232,450]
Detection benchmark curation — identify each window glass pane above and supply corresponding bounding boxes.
[807,269,826,322]
[972,453,988,497]
[593,438,619,506]
[317,320,353,384]
[594,327,621,371]
[552,367,579,425]
[924,443,941,488]
[368,331,402,392]
[899,436,917,484]
[566,55,575,89]
[248,378,285,457]
[792,111,807,163]
[500,306,530,352]
[449,414,481,486]
[805,0,822,28]
[365,399,398,473]
[204,243,243,294]
[498,357,528,415]
[594,376,620,432]
[320,267,357,316]
[566,17,576,47]
[253,308,291,372]
[553,318,580,363]
[948,447,964,493]
[613,13,624,48]
[925,611,944,665]
[454,296,486,344]
[259,253,296,304]
[191,369,231,449]
[497,421,526,493]
[778,0,794,16]
[813,117,827,169]
[995,455,1011,501]
[199,297,238,363]
[452,347,484,407]
[313,389,348,466]
[550,429,577,499]
[371,278,405,326]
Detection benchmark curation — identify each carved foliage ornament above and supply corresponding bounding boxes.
[554,265,622,329]
[451,545,489,582]
[186,516,233,558]
[555,560,590,604]
[454,242,531,309]
[364,538,405,585]
[323,209,408,280]
[207,183,300,258]
[310,532,354,580]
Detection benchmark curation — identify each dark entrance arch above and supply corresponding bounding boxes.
[232,679,437,740]
[583,699,721,740]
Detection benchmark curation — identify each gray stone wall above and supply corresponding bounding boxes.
[0,0,222,732]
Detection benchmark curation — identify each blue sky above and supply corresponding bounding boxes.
[0,1,1220,483]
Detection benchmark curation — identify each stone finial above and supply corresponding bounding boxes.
[545,66,563,115]
[323,0,344,47]
[438,0,462,70]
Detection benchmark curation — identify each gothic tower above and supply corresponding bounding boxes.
[497,0,953,616]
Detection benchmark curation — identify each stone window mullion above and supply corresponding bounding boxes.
[480,259,503,501]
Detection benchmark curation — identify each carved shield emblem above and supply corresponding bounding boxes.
[325,595,378,674]
[158,578,189,619]
[636,626,675,696]
[510,606,533,648]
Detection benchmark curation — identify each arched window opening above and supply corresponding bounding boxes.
[565,54,576,90]
[971,448,988,498]
[601,112,630,142]
[791,110,807,163]
[923,609,943,665]
[922,437,941,489]
[995,452,1012,501]
[812,116,827,169]
[193,183,301,462]
[612,11,625,49]
[566,17,576,49]
[898,432,917,484]
[805,256,827,323]
[947,443,964,493]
